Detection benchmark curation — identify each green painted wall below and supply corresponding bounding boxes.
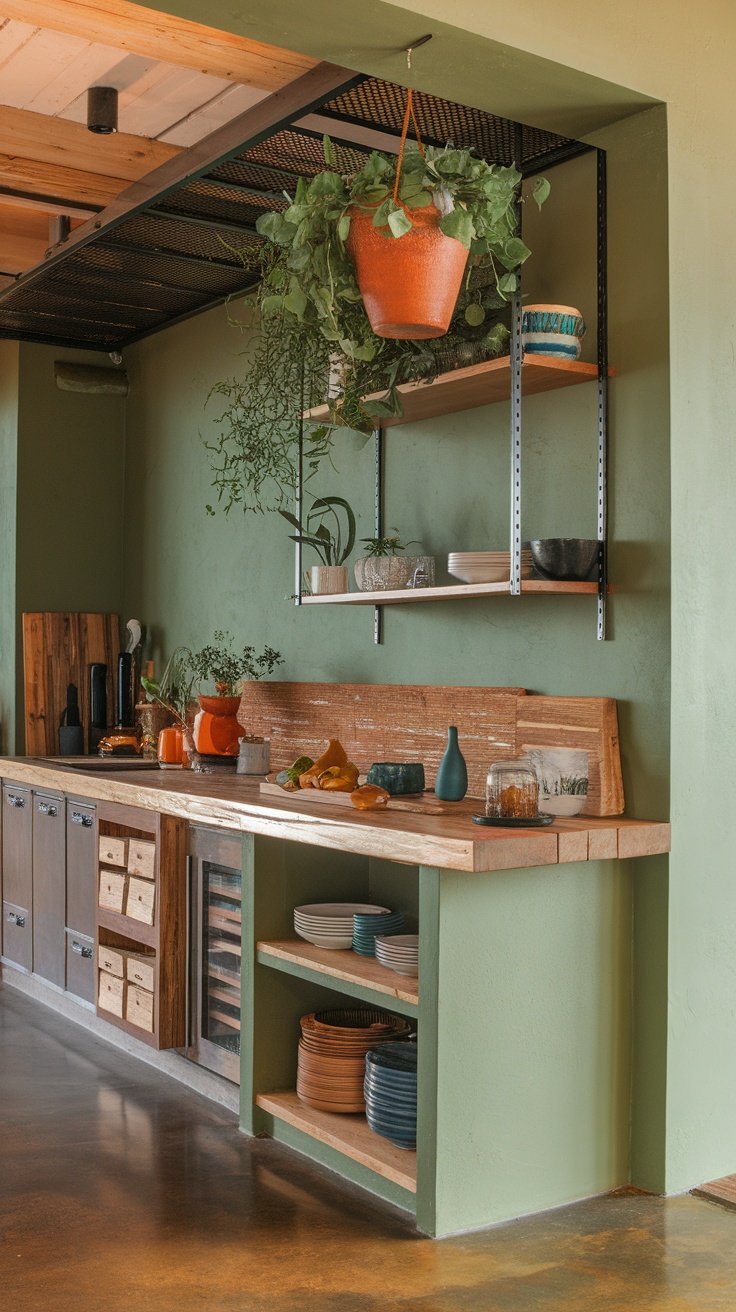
[11,345,126,751]
[121,90,670,1222]
[0,340,19,755]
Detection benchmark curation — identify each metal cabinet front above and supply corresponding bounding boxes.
[3,899,32,972]
[65,930,95,1004]
[2,784,32,965]
[32,792,66,987]
[66,801,96,939]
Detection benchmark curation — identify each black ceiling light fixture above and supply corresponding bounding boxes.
[87,86,118,135]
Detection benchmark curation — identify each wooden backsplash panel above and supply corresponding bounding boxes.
[238,682,525,799]
[239,682,625,816]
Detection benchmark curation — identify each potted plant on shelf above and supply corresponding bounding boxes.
[256,132,549,344]
[186,630,283,761]
[354,529,434,591]
[280,496,356,595]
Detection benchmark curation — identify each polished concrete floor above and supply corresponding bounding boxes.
[2,985,736,1312]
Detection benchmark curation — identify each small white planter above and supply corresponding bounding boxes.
[308,565,349,595]
[540,792,587,816]
[236,737,271,775]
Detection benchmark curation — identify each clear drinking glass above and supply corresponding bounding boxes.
[485,756,539,819]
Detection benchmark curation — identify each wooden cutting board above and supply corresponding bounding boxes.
[22,611,119,756]
[260,778,479,816]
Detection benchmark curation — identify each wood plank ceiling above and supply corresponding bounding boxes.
[0,0,315,278]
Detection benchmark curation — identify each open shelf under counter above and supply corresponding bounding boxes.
[303,354,614,430]
[301,579,601,607]
[256,940,418,1016]
[256,1090,417,1194]
[97,905,157,948]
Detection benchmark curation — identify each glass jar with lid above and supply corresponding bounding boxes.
[485,756,539,820]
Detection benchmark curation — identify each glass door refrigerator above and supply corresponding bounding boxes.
[186,827,243,1083]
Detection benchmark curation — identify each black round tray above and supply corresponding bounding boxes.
[472,813,555,828]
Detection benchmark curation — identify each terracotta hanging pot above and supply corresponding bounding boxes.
[347,202,468,340]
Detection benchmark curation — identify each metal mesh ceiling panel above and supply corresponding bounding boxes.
[0,70,582,349]
[320,78,576,169]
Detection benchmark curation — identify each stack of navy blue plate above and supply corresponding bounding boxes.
[352,909,405,956]
[364,1042,417,1150]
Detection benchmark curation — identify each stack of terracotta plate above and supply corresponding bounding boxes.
[296,1007,412,1113]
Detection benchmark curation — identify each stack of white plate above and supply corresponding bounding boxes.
[448,550,533,584]
[375,934,419,977]
[294,903,391,950]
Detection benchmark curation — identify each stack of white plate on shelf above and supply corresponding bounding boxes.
[375,934,420,977]
[448,550,534,584]
[294,903,392,950]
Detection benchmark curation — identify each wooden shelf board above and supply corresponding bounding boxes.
[256,1090,417,1193]
[303,354,613,430]
[97,906,157,948]
[301,579,600,606]
[257,940,419,1009]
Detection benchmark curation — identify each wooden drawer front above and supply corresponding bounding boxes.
[126,877,155,926]
[2,784,32,910]
[98,969,125,1017]
[127,840,156,880]
[3,900,32,972]
[98,869,127,914]
[98,835,127,868]
[126,983,154,1032]
[126,954,155,992]
[98,944,125,977]
[66,932,94,1004]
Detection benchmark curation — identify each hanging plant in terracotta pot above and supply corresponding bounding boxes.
[255,106,549,345]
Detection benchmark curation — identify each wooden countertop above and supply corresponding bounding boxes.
[0,758,670,873]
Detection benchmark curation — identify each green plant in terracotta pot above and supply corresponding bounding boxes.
[280,496,356,596]
[354,529,433,591]
[256,132,549,345]
[186,632,282,758]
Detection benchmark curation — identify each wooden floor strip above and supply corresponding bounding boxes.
[693,1174,736,1210]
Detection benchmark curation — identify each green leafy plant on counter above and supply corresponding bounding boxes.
[279,496,356,567]
[186,630,283,696]
[359,528,420,557]
[141,646,196,730]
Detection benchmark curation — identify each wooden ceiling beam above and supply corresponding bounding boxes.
[0,152,138,209]
[0,106,180,182]
[0,1,315,89]
[0,190,99,219]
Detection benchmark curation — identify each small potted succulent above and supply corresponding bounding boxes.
[354,529,434,591]
[280,495,356,595]
[185,630,282,761]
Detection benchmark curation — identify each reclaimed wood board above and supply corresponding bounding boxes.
[239,682,525,801]
[514,695,624,816]
[239,682,624,815]
[260,778,479,816]
[22,611,119,756]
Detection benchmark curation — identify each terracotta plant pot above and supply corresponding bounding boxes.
[347,203,469,339]
[193,694,243,756]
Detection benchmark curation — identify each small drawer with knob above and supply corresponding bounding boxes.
[126,877,156,926]
[98,969,125,1017]
[127,839,156,881]
[126,983,155,1033]
[126,952,155,993]
[98,868,128,915]
[98,835,128,868]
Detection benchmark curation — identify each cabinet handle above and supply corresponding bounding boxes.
[71,810,93,827]
[71,940,92,959]
[7,793,25,808]
[6,910,25,927]
[37,801,58,817]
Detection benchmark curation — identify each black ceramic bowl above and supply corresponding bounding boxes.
[529,538,599,581]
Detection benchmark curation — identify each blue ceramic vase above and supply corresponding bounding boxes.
[434,726,468,801]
